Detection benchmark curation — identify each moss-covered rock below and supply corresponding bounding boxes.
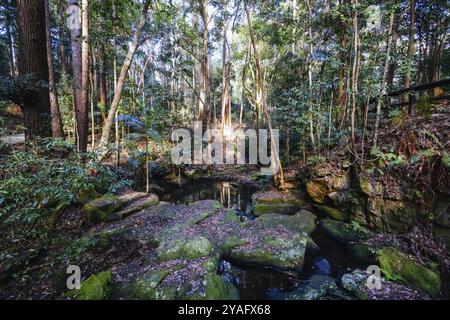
[107,194,160,221]
[82,196,124,223]
[252,191,303,216]
[340,270,370,300]
[320,220,370,244]
[315,205,350,221]
[65,271,113,300]
[228,234,307,270]
[367,198,417,233]
[378,247,441,297]
[257,210,317,235]
[182,273,240,300]
[157,236,213,261]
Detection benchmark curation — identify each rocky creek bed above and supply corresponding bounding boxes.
[0,172,448,300]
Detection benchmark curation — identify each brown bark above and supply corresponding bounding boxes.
[17,0,52,140]
[57,0,68,74]
[45,0,65,138]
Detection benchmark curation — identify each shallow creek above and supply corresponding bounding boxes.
[161,180,363,300]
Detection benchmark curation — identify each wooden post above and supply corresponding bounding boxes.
[408,93,416,116]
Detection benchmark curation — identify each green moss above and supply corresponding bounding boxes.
[134,270,172,299]
[222,236,247,253]
[258,210,317,235]
[316,205,350,221]
[229,236,306,270]
[82,196,124,223]
[378,247,441,297]
[202,273,239,300]
[65,271,112,300]
[223,209,242,224]
[157,236,213,261]
[253,202,299,216]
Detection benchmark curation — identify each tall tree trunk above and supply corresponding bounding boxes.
[16,0,52,140]
[221,20,232,136]
[198,0,209,124]
[373,11,395,148]
[68,0,84,150]
[45,0,65,138]
[79,0,89,151]
[99,0,150,149]
[403,0,415,103]
[244,1,285,189]
[57,0,68,74]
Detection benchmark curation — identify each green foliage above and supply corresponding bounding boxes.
[0,139,131,248]
[370,146,406,168]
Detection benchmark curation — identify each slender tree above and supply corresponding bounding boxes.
[244,1,285,188]
[98,0,151,150]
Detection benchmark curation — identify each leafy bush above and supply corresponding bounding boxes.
[0,139,131,248]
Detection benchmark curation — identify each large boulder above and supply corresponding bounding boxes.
[319,220,370,244]
[341,269,429,300]
[252,191,303,216]
[157,236,213,261]
[64,271,113,300]
[378,247,441,297]
[257,209,317,235]
[227,232,307,271]
[315,204,350,221]
[120,258,239,300]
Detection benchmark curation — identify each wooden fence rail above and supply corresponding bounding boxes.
[387,78,450,115]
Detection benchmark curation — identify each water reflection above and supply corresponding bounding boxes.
[162,180,257,213]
